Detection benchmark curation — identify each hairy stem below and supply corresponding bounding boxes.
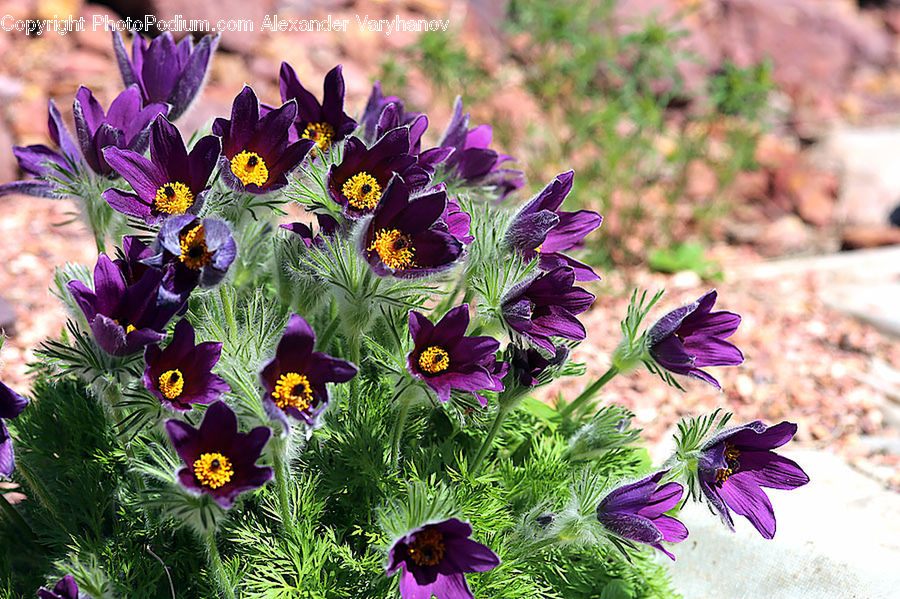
[271,445,295,535]
[204,530,235,599]
[557,365,619,421]
[389,384,414,468]
[470,404,512,475]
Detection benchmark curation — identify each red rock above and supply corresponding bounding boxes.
[841,226,900,249]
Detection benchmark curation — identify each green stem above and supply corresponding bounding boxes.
[470,404,512,475]
[348,331,362,400]
[557,365,619,421]
[0,492,37,545]
[272,447,295,535]
[316,313,342,354]
[389,384,414,468]
[204,530,235,599]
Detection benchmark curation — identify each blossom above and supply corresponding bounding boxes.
[647,290,743,389]
[0,381,28,477]
[386,518,500,599]
[361,179,463,278]
[407,305,505,404]
[441,197,474,245]
[103,115,220,224]
[213,86,314,194]
[595,471,688,560]
[143,319,229,411]
[505,171,602,281]
[500,267,594,353]
[144,215,236,293]
[278,63,356,152]
[508,345,569,387]
[698,421,809,539]
[112,30,217,120]
[37,575,83,599]
[280,213,341,248]
[260,315,357,427]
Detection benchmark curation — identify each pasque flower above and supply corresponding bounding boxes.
[505,171,602,281]
[407,305,505,404]
[508,345,569,387]
[103,115,220,224]
[37,575,84,599]
[698,421,809,539]
[165,401,273,509]
[143,319,229,411]
[596,471,688,560]
[0,381,28,477]
[144,215,236,293]
[647,290,743,389]
[442,197,474,245]
[386,517,500,599]
[278,62,356,152]
[281,213,341,249]
[260,314,357,426]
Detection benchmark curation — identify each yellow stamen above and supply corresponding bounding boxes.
[272,372,313,411]
[716,468,733,484]
[230,151,269,187]
[153,181,194,215]
[342,172,382,210]
[179,224,212,270]
[192,452,234,489]
[115,320,137,334]
[408,529,445,567]
[303,122,335,152]
[368,228,415,270]
[158,369,184,400]
[418,346,450,375]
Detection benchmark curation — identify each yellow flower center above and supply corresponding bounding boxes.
[418,346,450,375]
[303,122,335,152]
[716,443,741,485]
[179,224,212,270]
[153,182,194,215]
[158,369,184,399]
[368,228,415,270]
[115,319,137,334]
[408,529,445,567]
[230,151,269,187]
[272,372,313,411]
[192,452,234,489]
[342,172,382,210]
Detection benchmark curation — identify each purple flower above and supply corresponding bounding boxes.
[112,30,217,121]
[165,401,273,509]
[0,381,28,477]
[278,63,356,152]
[698,421,809,539]
[280,213,341,248]
[386,517,500,599]
[500,267,594,353]
[213,86,314,194]
[505,171,602,281]
[407,305,505,404]
[441,197,474,245]
[103,115,220,224]
[143,319,229,412]
[144,215,236,293]
[509,345,569,387]
[37,575,83,599]
[647,290,743,389]
[596,471,688,560]
[260,315,357,427]
[361,179,463,278]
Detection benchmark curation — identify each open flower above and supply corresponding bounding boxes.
[501,267,594,353]
[596,471,688,560]
[145,215,236,293]
[698,421,809,539]
[260,315,357,427]
[407,305,505,404]
[505,171,602,281]
[0,381,28,477]
[103,115,220,224]
[361,179,463,278]
[386,517,500,599]
[112,30,217,121]
[213,86,314,194]
[165,401,273,509]
[647,290,743,389]
[37,575,83,599]
[143,319,229,411]
[278,63,356,152]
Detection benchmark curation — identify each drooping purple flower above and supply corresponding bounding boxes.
[112,30,217,121]
[0,381,28,477]
[37,575,83,599]
[387,517,500,599]
[260,315,357,427]
[213,86,314,194]
[103,115,220,224]
[143,319,229,412]
[698,421,809,539]
[647,290,743,389]
[144,215,236,294]
[505,171,602,281]
[165,401,273,509]
[407,305,505,404]
[280,213,341,249]
[500,267,594,353]
[361,178,463,278]
[278,63,356,152]
[596,471,688,560]
[508,345,569,387]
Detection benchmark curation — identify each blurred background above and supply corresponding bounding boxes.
[0,0,899,494]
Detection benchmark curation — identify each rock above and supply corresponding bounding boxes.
[756,215,815,256]
[0,295,14,335]
[771,159,838,227]
[841,226,900,250]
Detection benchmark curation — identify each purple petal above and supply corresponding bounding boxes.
[719,473,777,539]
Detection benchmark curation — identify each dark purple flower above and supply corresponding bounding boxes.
[143,319,229,412]
[260,315,357,426]
[361,179,463,278]
[37,575,83,599]
[509,345,569,387]
[280,213,341,248]
[407,305,505,404]
[165,400,273,509]
[500,267,594,353]
[505,171,602,281]
[386,517,500,599]
[0,381,28,477]
[112,30,217,121]
[647,290,743,389]
[698,421,809,539]
[103,115,220,224]
[144,215,236,293]
[213,86,314,194]
[278,63,356,152]
[596,471,688,560]
[441,197,474,245]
